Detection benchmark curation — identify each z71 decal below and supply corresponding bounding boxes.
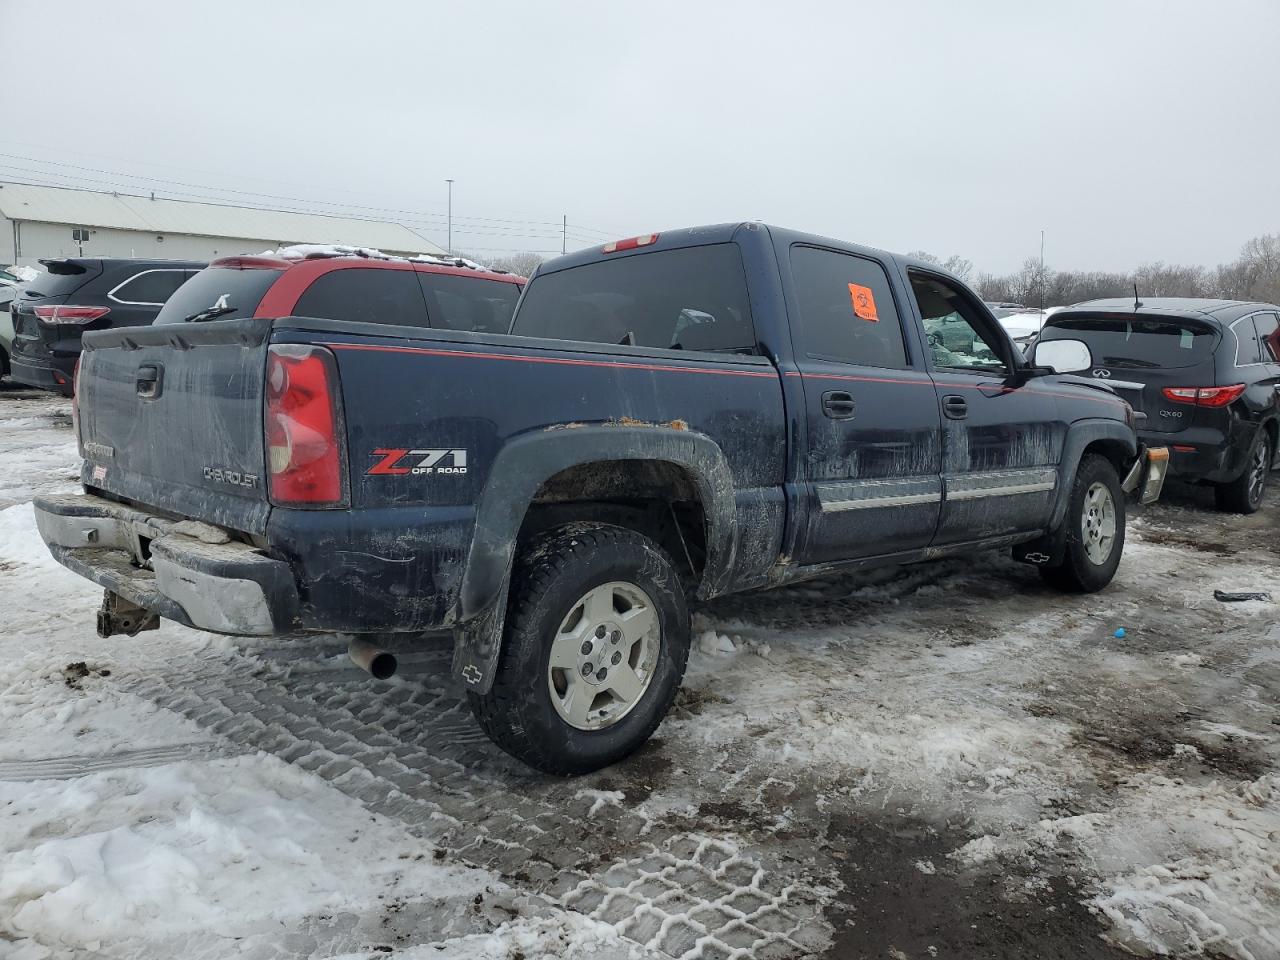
[366,448,469,477]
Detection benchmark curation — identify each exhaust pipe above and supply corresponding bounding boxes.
[348,638,397,680]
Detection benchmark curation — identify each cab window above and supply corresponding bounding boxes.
[908,272,1010,375]
[789,246,909,369]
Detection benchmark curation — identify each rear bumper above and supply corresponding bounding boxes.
[1139,422,1255,484]
[11,356,74,395]
[34,492,299,635]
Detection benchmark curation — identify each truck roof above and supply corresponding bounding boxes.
[536,222,964,283]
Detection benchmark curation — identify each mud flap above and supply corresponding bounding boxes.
[450,580,510,695]
[1012,525,1067,568]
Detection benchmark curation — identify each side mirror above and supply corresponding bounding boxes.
[1032,338,1092,374]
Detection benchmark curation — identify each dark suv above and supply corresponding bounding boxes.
[1037,298,1280,513]
[152,250,526,333]
[10,258,206,394]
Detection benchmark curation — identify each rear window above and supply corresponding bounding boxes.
[1040,315,1217,369]
[511,244,756,353]
[419,273,521,333]
[154,267,283,324]
[293,268,427,328]
[20,261,100,299]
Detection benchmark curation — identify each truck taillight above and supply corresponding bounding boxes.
[34,305,111,325]
[1162,384,1246,408]
[264,345,346,507]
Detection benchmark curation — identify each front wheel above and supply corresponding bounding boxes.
[468,524,690,775]
[1039,454,1125,593]
[1214,429,1273,514]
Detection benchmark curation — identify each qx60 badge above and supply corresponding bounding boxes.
[367,448,468,477]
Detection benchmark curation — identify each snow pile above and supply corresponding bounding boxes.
[1089,773,1280,960]
[339,913,636,960]
[0,755,493,949]
[258,243,498,273]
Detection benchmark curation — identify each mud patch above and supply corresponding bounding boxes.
[61,661,111,689]
[821,812,1128,959]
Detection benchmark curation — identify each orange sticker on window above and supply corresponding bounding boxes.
[848,283,879,321]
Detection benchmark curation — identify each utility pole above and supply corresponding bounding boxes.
[445,179,455,253]
[1039,229,1046,313]
[562,215,567,255]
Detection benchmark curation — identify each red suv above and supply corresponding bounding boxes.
[154,249,525,333]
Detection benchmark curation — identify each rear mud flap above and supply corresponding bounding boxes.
[450,580,510,695]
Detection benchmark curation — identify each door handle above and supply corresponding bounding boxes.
[136,363,163,399]
[822,391,856,419]
[942,394,967,420]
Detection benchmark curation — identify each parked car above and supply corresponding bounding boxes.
[1,267,24,288]
[0,285,15,381]
[1037,299,1279,513]
[34,223,1166,775]
[9,258,207,395]
[151,247,526,334]
[984,301,1028,318]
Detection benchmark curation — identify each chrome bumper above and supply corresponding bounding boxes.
[1122,446,1170,505]
[34,493,298,636]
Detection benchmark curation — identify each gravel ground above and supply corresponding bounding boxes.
[1,387,1277,960]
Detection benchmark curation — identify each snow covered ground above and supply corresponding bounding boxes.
[1,386,1277,959]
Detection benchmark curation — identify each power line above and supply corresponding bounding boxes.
[0,150,627,237]
[0,172,575,246]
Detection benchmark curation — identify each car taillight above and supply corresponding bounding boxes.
[1162,384,1246,408]
[264,345,346,506]
[33,305,111,325]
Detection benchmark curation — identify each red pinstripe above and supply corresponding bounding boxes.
[322,341,778,378]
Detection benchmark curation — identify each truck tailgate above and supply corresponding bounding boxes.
[77,318,273,534]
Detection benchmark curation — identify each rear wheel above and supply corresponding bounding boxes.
[1214,430,1273,514]
[1039,454,1125,593]
[468,524,690,775]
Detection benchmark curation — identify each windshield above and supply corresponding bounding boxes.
[1040,316,1216,369]
[154,267,283,324]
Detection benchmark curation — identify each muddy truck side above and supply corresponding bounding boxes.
[35,223,1167,774]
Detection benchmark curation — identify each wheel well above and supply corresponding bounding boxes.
[517,459,708,584]
[1081,438,1132,477]
[1264,418,1278,451]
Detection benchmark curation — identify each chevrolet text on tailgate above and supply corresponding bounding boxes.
[36,224,1168,774]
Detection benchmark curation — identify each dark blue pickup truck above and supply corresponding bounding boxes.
[35,223,1167,774]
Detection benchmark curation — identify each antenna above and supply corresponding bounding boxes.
[1133,282,1142,311]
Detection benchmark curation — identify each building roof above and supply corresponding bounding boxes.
[0,181,445,256]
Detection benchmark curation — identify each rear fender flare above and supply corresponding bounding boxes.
[452,425,737,693]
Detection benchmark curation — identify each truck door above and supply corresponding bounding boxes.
[904,270,1063,546]
[786,245,943,564]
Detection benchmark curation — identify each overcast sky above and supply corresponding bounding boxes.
[5,0,1278,273]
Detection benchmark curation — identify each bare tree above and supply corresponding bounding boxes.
[906,250,974,281]
[486,251,546,278]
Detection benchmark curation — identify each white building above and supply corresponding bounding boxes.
[0,182,446,267]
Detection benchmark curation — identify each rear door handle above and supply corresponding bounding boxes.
[942,394,968,420]
[136,363,163,399]
[822,391,856,419]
